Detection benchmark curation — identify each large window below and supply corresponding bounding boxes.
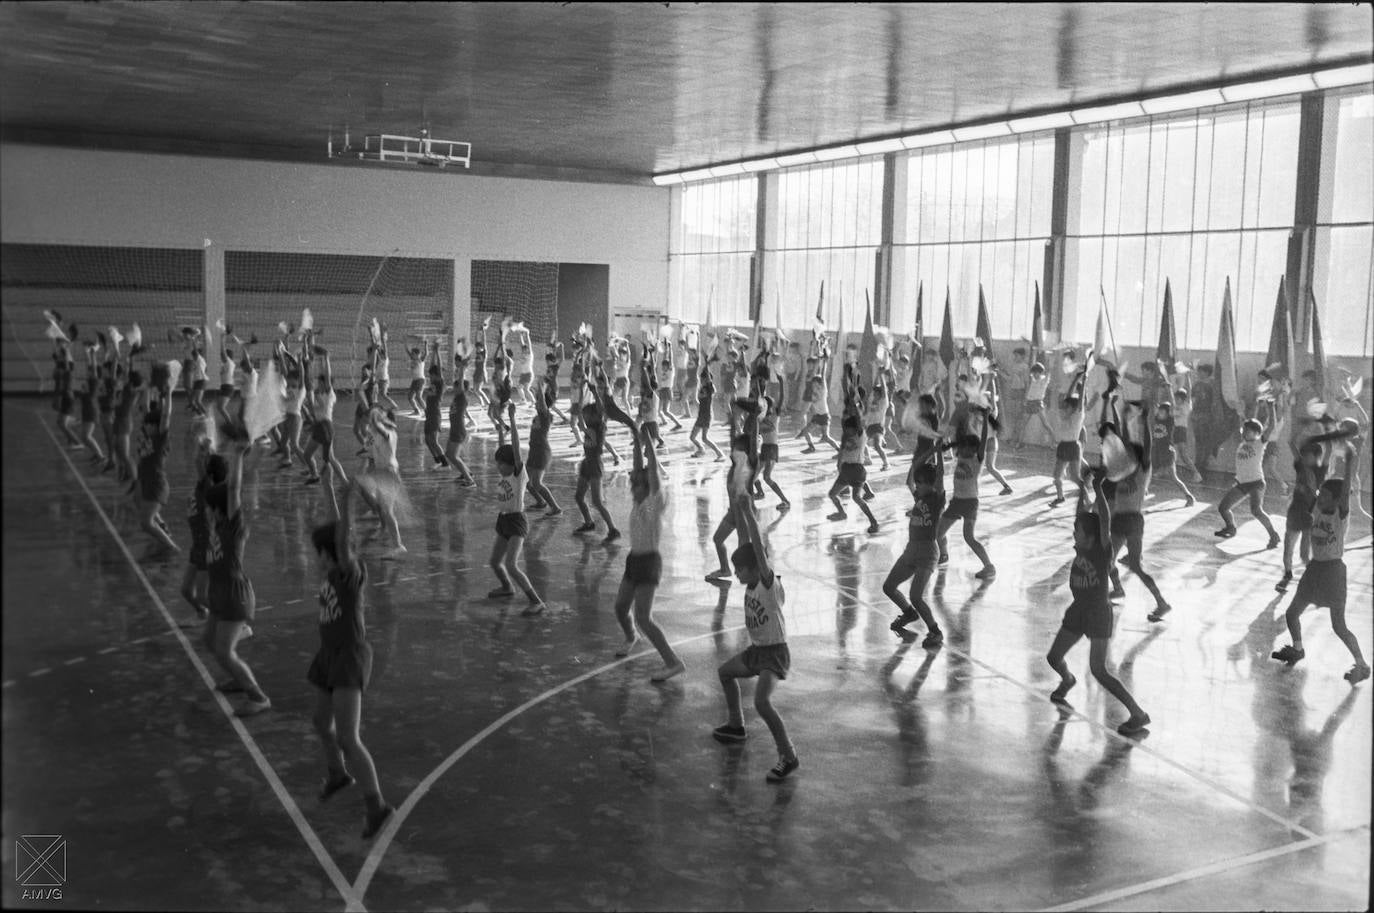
[1312,90,1373,357]
[766,159,884,330]
[1066,99,1301,352]
[668,176,757,326]
[896,133,1054,341]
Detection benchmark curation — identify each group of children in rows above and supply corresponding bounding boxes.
[44,308,1370,835]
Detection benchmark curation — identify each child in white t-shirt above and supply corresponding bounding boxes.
[1215,417,1280,546]
[712,503,799,783]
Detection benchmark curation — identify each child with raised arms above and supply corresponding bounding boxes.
[310,465,394,839]
[1215,416,1281,547]
[1103,398,1172,622]
[613,423,686,682]
[1277,440,1325,593]
[204,442,271,716]
[935,409,996,579]
[524,378,560,514]
[1271,433,1369,685]
[886,452,946,646]
[488,401,548,615]
[712,502,800,783]
[1045,470,1151,735]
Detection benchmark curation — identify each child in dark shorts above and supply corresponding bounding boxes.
[524,378,560,513]
[1045,470,1152,736]
[712,504,800,783]
[612,423,685,682]
[204,445,271,717]
[181,447,227,627]
[310,467,394,840]
[490,402,547,615]
[1277,441,1324,593]
[1271,438,1370,685]
[136,382,180,554]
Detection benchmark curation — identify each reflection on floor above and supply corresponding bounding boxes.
[3,398,1370,912]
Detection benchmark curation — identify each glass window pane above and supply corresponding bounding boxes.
[1160,117,1198,233]
[950,147,970,242]
[1313,225,1373,357]
[1256,103,1299,228]
[1117,125,1150,235]
[1029,135,1055,238]
[1331,92,1374,224]
[1144,121,1167,236]
[1208,110,1248,229]
[1078,129,1108,237]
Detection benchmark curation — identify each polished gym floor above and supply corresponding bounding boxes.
[3,395,1370,912]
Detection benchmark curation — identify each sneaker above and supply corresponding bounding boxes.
[520,602,546,617]
[319,772,356,802]
[863,490,875,502]
[573,522,597,535]
[1000,486,1013,496]
[866,522,880,534]
[362,805,394,840]
[777,501,792,512]
[801,445,816,454]
[1214,527,1237,538]
[974,566,997,580]
[1345,664,1371,685]
[937,552,949,565]
[303,475,321,485]
[1117,714,1151,736]
[1147,603,1172,623]
[1184,495,1195,507]
[765,755,800,783]
[235,696,272,717]
[602,529,621,545]
[382,545,408,561]
[1050,674,1077,706]
[1271,644,1306,666]
[1275,571,1292,593]
[487,587,516,599]
[614,637,638,658]
[1049,497,1065,507]
[544,506,563,517]
[827,511,847,521]
[922,629,944,649]
[890,612,917,632]
[1266,534,1280,550]
[712,724,747,744]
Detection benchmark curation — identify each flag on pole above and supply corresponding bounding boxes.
[975,284,993,353]
[1265,277,1295,381]
[1030,281,1044,359]
[939,288,955,367]
[909,282,924,393]
[859,293,879,376]
[815,281,826,326]
[1215,278,1243,414]
[1095,286,1120,368]
[774,289,787,343]
[1308,288,1327,400]
[1156,279,1178,369]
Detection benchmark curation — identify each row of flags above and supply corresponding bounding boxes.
[680,273,1332,413]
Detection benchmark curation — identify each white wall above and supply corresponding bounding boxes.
[0,143,670,327]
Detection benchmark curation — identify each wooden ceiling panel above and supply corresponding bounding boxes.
[0,2,1369,179]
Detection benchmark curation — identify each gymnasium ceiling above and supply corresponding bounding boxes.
[1,2,1371,184]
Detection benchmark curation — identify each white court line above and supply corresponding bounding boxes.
[1038,825,1370,912]
[773,522,1323,842]
[37,415,365,913]
[350,622,747,907]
